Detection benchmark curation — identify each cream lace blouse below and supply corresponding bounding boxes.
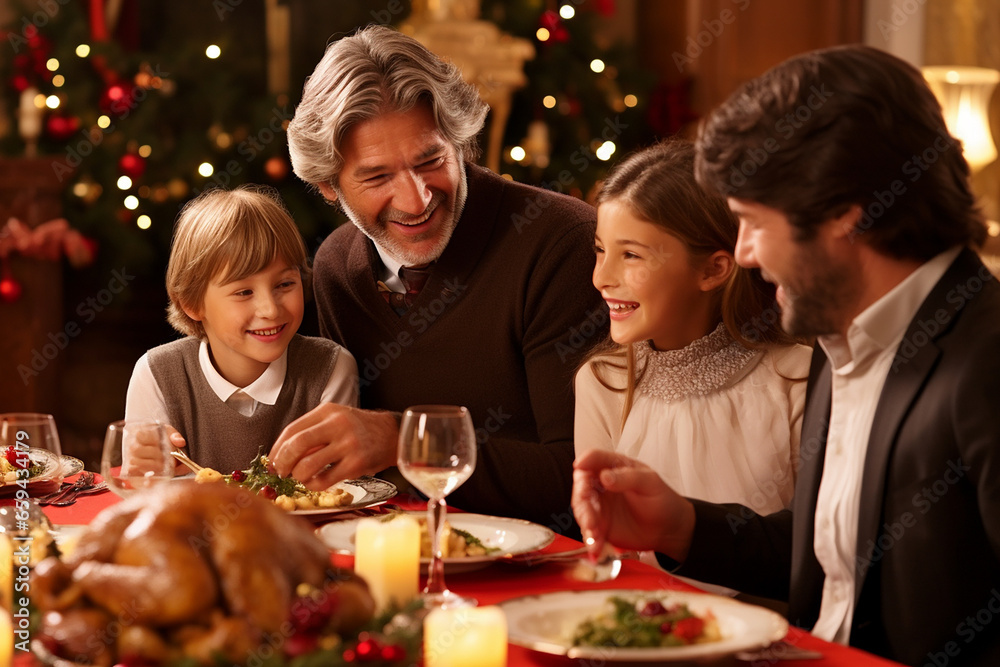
[574,325,812,515]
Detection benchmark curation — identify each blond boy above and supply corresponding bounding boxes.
[125,185,358,472]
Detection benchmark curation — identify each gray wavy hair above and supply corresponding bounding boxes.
[287,25,489,189]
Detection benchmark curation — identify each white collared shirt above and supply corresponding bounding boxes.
[810,246,961,644]
[125,338,358,423]
[374,245,407,293]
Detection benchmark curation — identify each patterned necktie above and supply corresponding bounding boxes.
[380,265,432,312]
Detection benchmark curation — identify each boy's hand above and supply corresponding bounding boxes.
[165,426,189,475]
[270,404,399,490]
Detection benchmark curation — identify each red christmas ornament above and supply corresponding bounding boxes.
[11,74,30,93]
[46,114,81,142]
[538,10,570,43]
[100,81,134,115]
[119,153,146,180]
[264,156,290,182]
[0,274,22,303]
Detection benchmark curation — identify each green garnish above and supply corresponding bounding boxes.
[225,453,303,497]
[451,527,501,555]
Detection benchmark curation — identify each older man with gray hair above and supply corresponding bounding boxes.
[272,25,603,534]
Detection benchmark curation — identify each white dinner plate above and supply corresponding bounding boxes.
[499,589,788,662]
[0,448,64,497]
[318,512,556,573]
[60,455,85,477]
[290,476,397,516]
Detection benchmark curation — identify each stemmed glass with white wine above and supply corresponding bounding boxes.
[0,413,64,496]
[101,420,175,497]
[397,405,477,609]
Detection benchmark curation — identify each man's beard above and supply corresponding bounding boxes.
[337,168,468,267]
[777,245,856,339]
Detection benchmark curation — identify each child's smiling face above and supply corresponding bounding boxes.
[186,256,304,387]
[593,200,722,351]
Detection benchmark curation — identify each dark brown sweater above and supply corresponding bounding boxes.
[313,164,606,533]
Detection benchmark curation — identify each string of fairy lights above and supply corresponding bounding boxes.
[503,3,640,171]
[22,38,290,236]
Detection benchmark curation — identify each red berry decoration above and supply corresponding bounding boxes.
[258,484,277,500]
[230,470,246,483]
[379,643,406,662]
[354,635,381,661]
[283,631,318,658]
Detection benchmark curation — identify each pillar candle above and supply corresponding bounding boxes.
[353,515,420,612]
[0,608,12,667]
[424,606,507,667]
[0,533,11,612]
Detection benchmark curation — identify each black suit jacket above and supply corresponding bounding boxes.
[674,248,1000,666]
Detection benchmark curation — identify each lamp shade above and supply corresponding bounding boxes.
[923,66,1000,172]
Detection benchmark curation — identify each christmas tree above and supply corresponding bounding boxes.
[0,0,663,294]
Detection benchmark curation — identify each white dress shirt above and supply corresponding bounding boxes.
[810,246,961,644]
[125,339,358,424]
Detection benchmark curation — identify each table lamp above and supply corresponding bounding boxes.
[922,66,999,172]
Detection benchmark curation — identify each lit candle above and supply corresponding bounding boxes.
[353,515,419,612]
[424,606,508,667]
[0,609,11,667]
[0,533,11,612]
[0,533,11,666]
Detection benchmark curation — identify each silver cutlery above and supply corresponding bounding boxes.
[44,482,108,507]
[37,471,95,505]
[735,640,823,661]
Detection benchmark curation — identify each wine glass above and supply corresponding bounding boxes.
[0,413,63,496]
[101,420,175,497]
[397,405,477,609]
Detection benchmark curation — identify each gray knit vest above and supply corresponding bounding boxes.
[147,335,341,473]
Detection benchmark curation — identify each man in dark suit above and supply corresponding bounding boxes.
[573,45,1000,666]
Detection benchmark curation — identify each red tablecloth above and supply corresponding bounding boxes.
[8,482,905,667]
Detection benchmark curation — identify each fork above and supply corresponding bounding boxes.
[170,449,203,473]
[46,482,108,506]
[569,539,622,583]
[37,471,95,505]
